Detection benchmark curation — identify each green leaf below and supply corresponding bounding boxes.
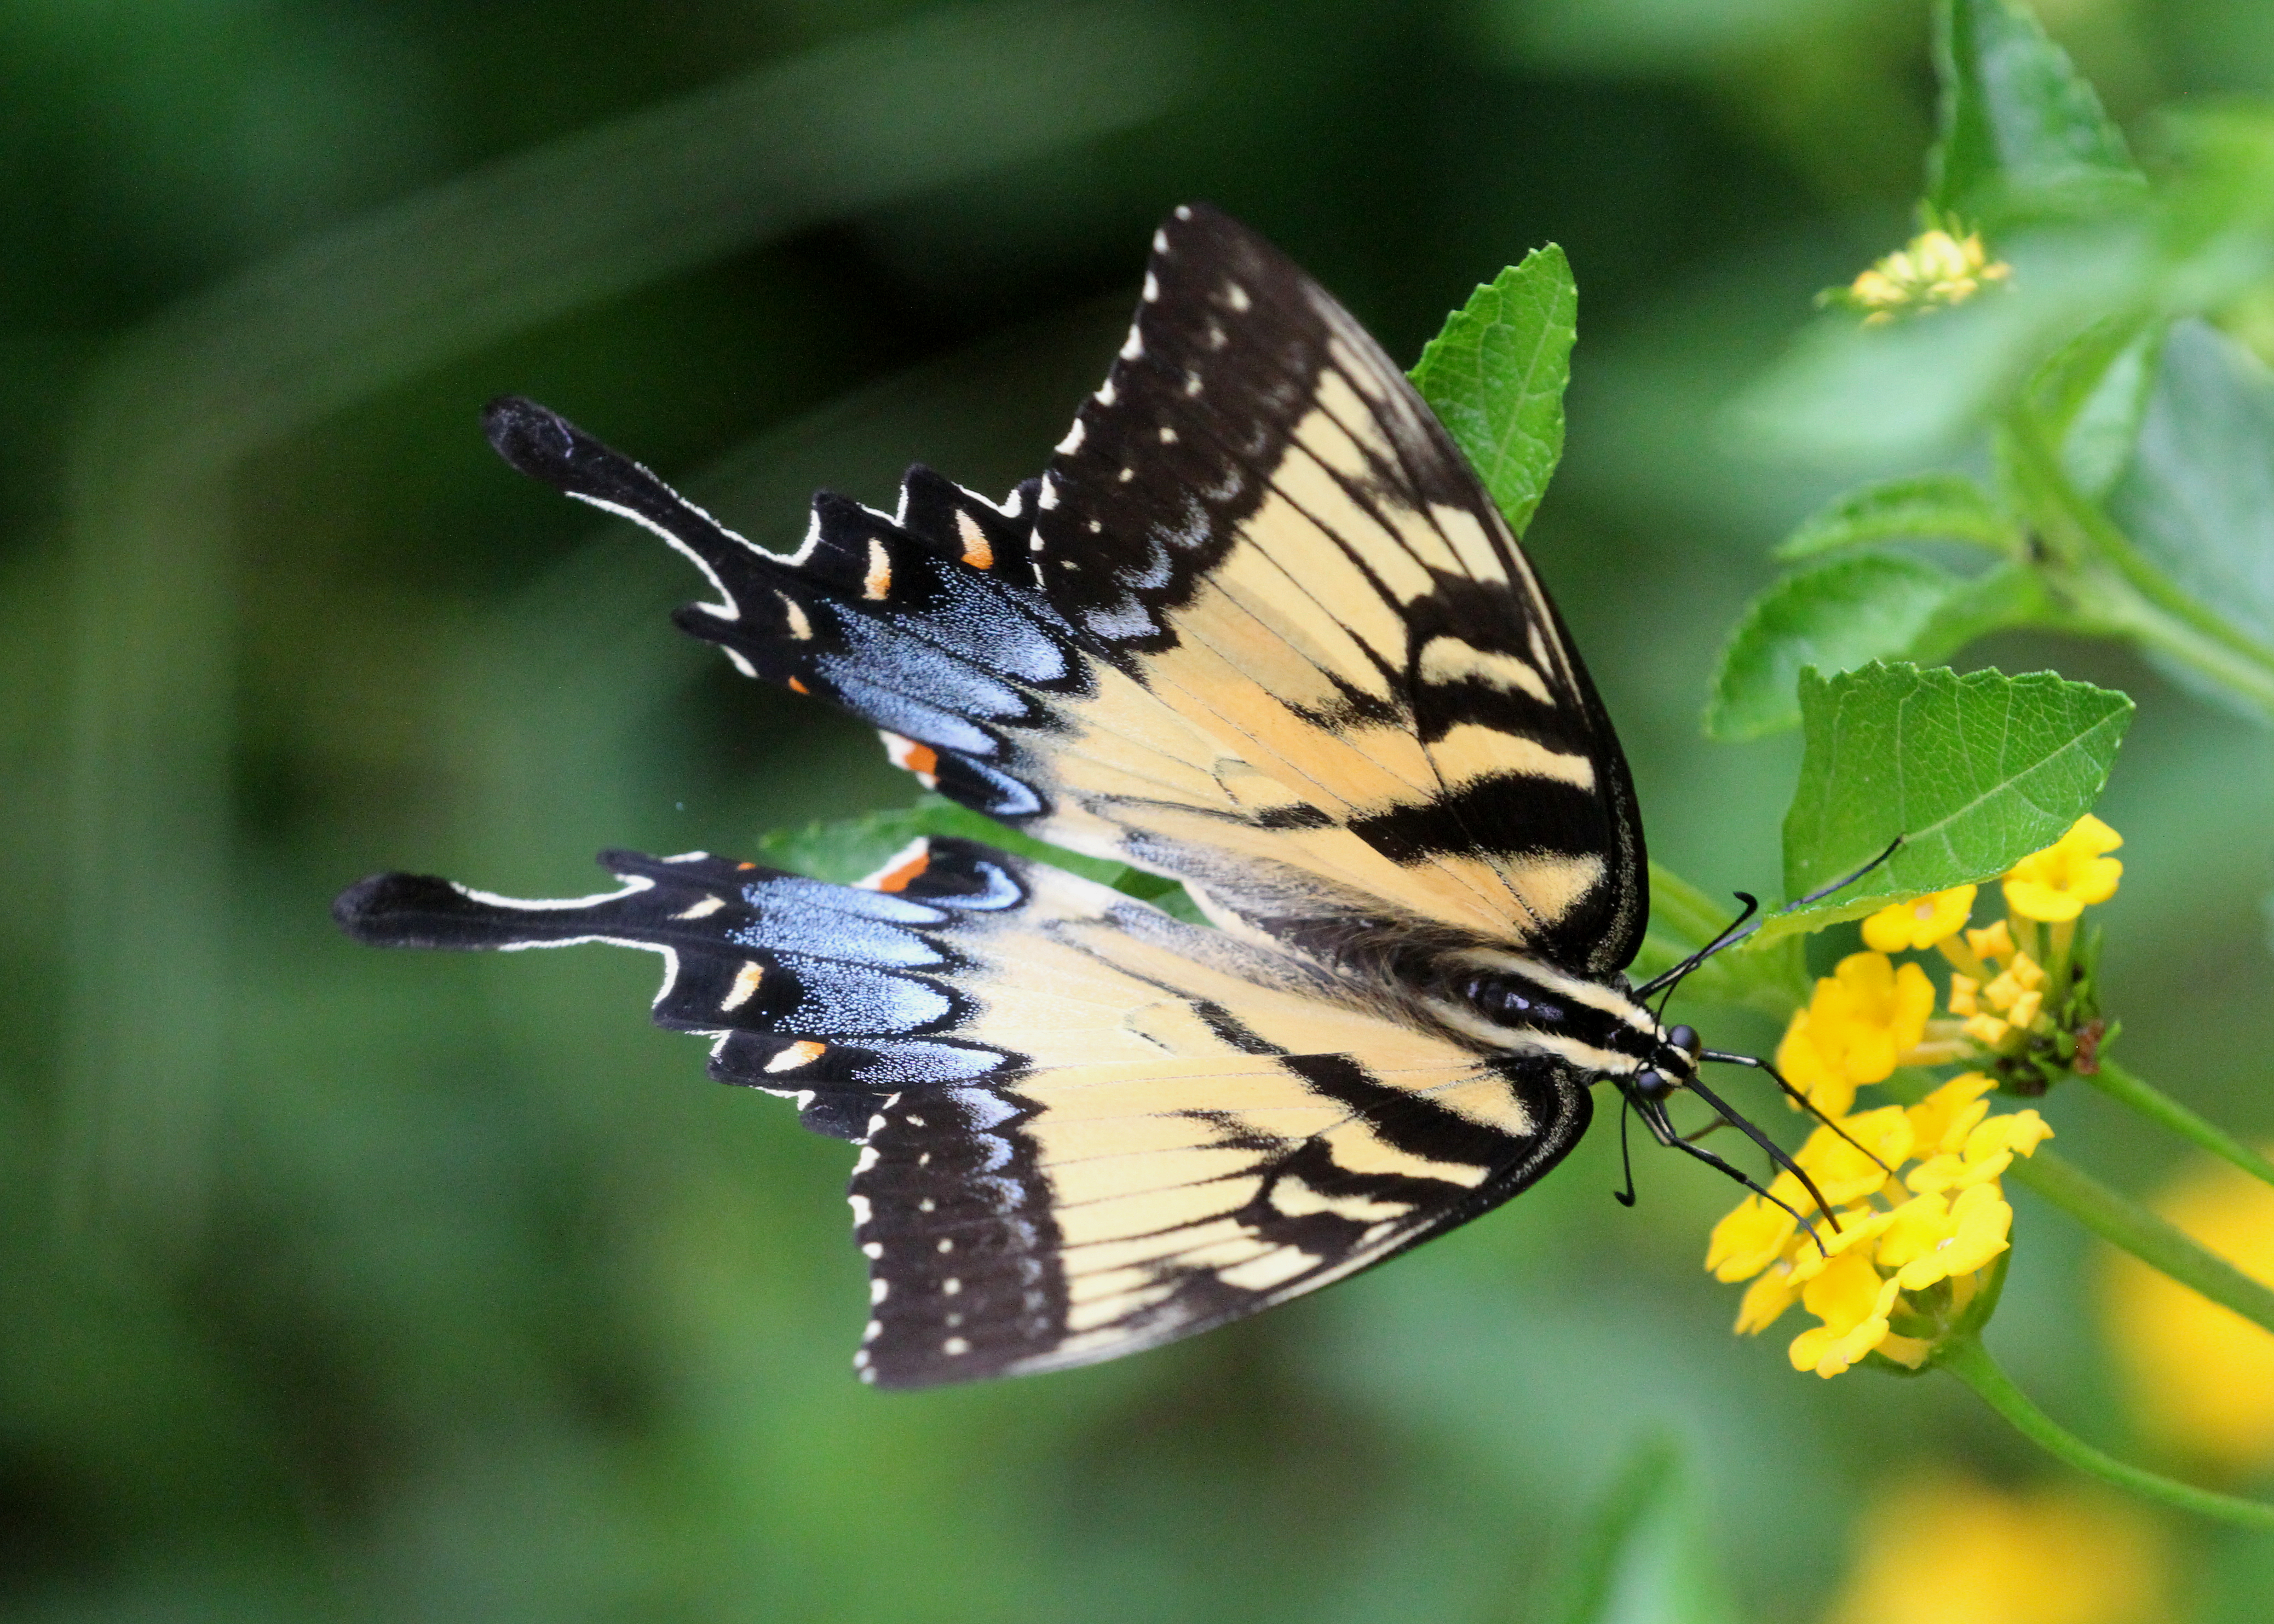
[2105,318,2274,653]
[1775,472,2018,560]
[1704,555,2049,740]
[1769,661,2133,942]
[1410,244,1576,538]
[1928,0,2145,230]
[2026,316,2162,498]
[758,797,1212,923]
[1548,1436,1738,1624]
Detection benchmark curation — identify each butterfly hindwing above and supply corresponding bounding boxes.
[854,1047,1588,1385]
[335,837,1593,1384]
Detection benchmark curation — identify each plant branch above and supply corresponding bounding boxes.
[2004,411,2274,718]
[2007,1149,2274,1334]
[2084,1058,2274,1192]
[1936,1336,2274,1529]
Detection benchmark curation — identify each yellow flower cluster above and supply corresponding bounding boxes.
[1775,950,1937,1119]
[2002,813,2122,922]
[1708,1073,2053,1376]
[1707,816,2120,1378]
[1842,227,2012,325]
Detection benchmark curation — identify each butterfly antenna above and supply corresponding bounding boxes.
[1614,1094,1639,1208]
[1632,837,1904,1000]
[1701,1049,1897,1176]
[1637,892,1760,1003]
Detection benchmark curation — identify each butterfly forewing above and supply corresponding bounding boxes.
[1031,205,1647,975]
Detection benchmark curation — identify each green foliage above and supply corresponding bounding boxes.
[1718,2,2274,738]
[2106,319,2274,652]
[759,797,1208,920]
[1770,662,2133,941]
[1704,554,2047,740]
[1548,1437,1738,1624]
[1929,0,2143,228]
[1409,245,1576,538]
[1772,471,2017,560]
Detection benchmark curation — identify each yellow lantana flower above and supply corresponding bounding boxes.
[2100,1149,2274,1471]
[1861,884,1976,952]
[1791,1253,1903,1377]
[2003,814,2123,923]
[1905,1070,1997,1157]
[1840,228,2012,325]
[1707,1087,2051,1375]
[1793,1105,1914,1207]
[1774,952,1936,1116]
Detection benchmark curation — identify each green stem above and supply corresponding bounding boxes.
[1937,1336,2274,1530]
[2007,1150,2274,1335]
[2004,411,2274,718]
[2085,1058,2274,1192]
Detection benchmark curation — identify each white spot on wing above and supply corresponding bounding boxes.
[721,960,765,1011]
[1056,418,1086,455]
[673,896,724,920]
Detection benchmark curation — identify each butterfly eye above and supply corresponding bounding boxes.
[1667,1024,1701,1059]
[1632,1067,1677,1103]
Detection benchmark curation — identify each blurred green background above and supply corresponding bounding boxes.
[8,1,2274,1619]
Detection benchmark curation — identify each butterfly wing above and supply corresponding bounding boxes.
[1035,203,1647,977]
[481,204,1644,982]
[335,838,1592,1384]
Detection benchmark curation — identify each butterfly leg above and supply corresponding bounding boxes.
[1619,1081,1830,1252]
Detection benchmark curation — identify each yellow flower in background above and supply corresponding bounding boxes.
[1840,228,2012,325]
[2003,814,2123,923]
[2100,1150,2274,1472]
[1826,1475,2167,1624]
[1862,884,1977,952]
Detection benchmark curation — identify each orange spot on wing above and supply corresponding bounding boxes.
[962,538,993,570]
[872,850,931,892]
[902,742,939,777]
[787,676,809,695]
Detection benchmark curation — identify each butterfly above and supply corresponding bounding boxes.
[336,204,1831,1388]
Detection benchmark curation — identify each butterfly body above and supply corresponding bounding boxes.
[338,205,1714,1386]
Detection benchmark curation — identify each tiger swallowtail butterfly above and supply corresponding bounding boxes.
[337,204,1809,1387]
